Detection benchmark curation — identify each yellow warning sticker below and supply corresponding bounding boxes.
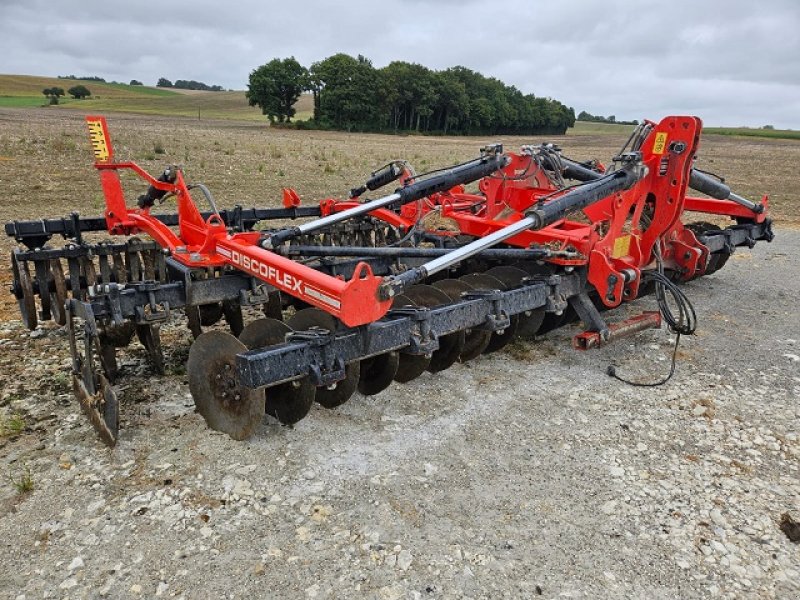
[86,118,110,162]
[611,234,631,259]
[652,132,668,155]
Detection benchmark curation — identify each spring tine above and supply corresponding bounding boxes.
[34,258,52,320]
[112,252,127,284]
[154,249,167,281]
[98,252,112,284]
[142,249,155,280]
[126,245,142,281]
[136,324,165,375]
[67,256,83,300]
[222,299,244,337]
[98,337,119,381]
[81,256,97,289]
[49,259,68,326]
[186,305,203,339]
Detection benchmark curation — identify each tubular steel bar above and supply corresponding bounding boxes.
[236,276,561,389]
[262,152,509,248]
[5,206,323,247]
[561,156,764,214]
[381,165,642,297]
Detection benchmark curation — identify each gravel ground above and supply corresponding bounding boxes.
[0,231,798,600]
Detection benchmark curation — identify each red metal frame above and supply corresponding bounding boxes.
[85,116,391,327]
[86,115,767,328]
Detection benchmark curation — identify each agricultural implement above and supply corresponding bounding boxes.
[5,116,773,446]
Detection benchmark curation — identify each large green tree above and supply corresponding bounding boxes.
[67,85,91,99]
[310,54,383,131]
[42,87,65,105]
[247,57,309,123]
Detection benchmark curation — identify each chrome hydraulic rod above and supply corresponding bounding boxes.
[380,165,642,299]
[562,157,764,214]
[261,149,509,249]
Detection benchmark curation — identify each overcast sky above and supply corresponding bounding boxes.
[1,0,798,128]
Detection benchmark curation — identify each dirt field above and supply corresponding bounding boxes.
[0,108,798,599]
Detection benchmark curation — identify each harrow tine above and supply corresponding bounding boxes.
[112,252,127,284]
[33,258,52,322]
[135,324,165,375]
[11,253,37,330]
[154,249,167,281]
[142,249,156,280]
[98,252,112,284]
[66,256,82,300]
[49,259,68,326]
[222,300,244,337]
[68,305,119,446]
[73,372,119,447]
[125,243,142,281]
[80,256,97,290]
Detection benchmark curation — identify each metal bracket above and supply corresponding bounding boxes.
[569,293,608,338]
[287,329,344,386]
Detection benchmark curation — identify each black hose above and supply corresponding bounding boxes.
[607,260,697,387]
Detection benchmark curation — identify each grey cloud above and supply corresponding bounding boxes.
[0,0,797,127]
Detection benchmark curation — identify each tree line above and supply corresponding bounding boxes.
[157,78,224,91]
[576,111,639,126]
[247,54,576,135]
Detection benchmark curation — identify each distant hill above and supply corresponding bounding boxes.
[0,74,271,121]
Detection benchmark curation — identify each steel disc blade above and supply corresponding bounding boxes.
[238,318,314,425]
[708,252,730,274]
[485,265,529,288]
[267,380,316,424]
[536,311,566,335]
[314,361,360,408]
[562,303,579,324]
[486,265,546,337]
[391,294,431,382]
[433,279,492,362]
[516,307,546,338]
[403,285,465,373]
[358,351,399,396]
[432,278,471,302]
[286,307,340,333]
[239,318,290,349]
[12,254,37,330]
[459,273,519,353]
[460,272,504,292]
[287,308,360,409]
[187,330,265,440]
